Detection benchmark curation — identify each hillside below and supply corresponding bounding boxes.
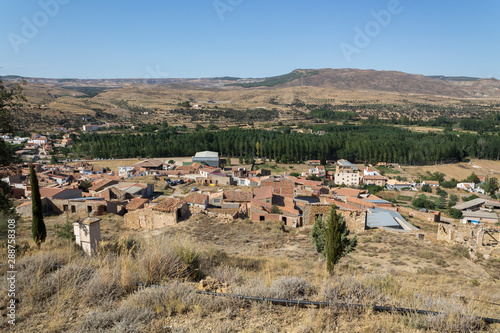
[3,68,500,99]
[234,68,500,98]
[1,211,499,332]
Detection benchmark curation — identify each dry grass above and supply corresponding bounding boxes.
[1,214,500,332]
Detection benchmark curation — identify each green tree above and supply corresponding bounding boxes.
[421,184,432,193]
[324,206,357,275]
[464,172,480,184]
[481,177,499,196]
[79,180,93,193]
[53,214,75,241]
[30,165,46,248]
[447,208,463,219]
[310,216,326,254]
[1,79,26,166]
[270,205,282,214]
[448,194,459,207]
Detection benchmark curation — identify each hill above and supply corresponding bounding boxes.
[232,68,500,98]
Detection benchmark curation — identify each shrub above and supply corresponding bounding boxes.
[421,184,432,193]
[270,276,313,300]
[447,208,463,219]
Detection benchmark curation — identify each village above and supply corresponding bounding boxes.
[3,131,500,256]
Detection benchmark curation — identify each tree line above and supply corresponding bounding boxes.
[70,125,500,165]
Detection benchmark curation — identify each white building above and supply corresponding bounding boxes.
[334,159,361,186]
[457,182,485,195]
[82,124,99,132]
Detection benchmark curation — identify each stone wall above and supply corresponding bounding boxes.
[437,223,500,247]
[124,208,177,230]
[302,203,332,226]
[399,206,440,222]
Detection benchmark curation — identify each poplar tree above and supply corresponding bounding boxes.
[30,164,46,248]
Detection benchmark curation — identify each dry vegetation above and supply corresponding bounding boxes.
[1,213,499,332]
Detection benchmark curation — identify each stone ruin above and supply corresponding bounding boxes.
[437,223,499,248]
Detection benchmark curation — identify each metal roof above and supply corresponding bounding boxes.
[462,211,499,219]
[367,208,407,229]
[452,198,487,210]
[337,159,358,170]
[194,151,219,158]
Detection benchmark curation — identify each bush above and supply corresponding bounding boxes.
[53,215,75,241]
[421,184,432,193]
[447,208,463,219]
[436,188,448,197]
[462,194,479,202]
[270,276,313,300]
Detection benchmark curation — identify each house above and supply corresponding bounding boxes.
[334,160,361,186]
[457,182,485,195]
[208,192,223,207]
[192,151,219,167]
[39,187,83,200]
[89,180,119,195]
[249,195,301,227]
[49,174,71,185]
[125,198,149,211]
[133,159,165,173]
[253,186,273,204]
[116,183,154,198]
[205,171,233,186]
[362,175,389,187]
[261,176,295,197]
[124,197,189,229]
[422,180,440,187]
[1,174,23,185]
[96,187,133,201]
[364,167,380,176]
[185,193,209,209]
[386,179,416,191]
[222,190,252,209]
[302,166,325,177]
[118,166,135,177]
[82,124,99,132]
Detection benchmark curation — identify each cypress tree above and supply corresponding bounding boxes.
[325,206,357,275]
[30,164,46,248]
[310,216,326,254]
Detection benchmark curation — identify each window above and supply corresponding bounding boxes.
[260,216,265,221]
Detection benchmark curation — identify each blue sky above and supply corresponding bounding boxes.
[0,0,499,79]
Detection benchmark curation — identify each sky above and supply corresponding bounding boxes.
[0,0,499,79]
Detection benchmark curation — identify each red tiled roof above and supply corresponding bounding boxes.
[39,187,63,198]
[253,186,273,200]
[126,198,149,211]
[334,188,365,198]
[89,179,116,191]
[153,197,186,212]
[223,190,252,202]
[186,193,208,205]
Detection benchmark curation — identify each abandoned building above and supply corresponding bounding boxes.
[124,197,189,230]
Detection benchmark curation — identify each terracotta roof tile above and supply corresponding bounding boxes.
[223,190,252,202]
[153,197,186,212]
[126,198,149,211]
[186,193,208,205]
